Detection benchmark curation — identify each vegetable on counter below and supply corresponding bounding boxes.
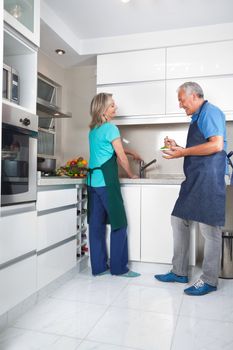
[56,157,88,177]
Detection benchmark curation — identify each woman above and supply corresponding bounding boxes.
[87,92,141,277]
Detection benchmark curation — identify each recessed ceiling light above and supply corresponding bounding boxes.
[55,49,66,55]
[121,0,131,3]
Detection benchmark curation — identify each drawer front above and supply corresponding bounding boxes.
[37,208,76,250]
[37,188,77,211]
[37,240,76,289]
[0,211,37,265]
[0,256,37,315]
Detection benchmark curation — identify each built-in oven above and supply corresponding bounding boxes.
[1,103,38,206]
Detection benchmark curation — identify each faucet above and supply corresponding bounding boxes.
[139,158,157,178]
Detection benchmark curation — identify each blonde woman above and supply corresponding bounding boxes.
[87,92,141,277]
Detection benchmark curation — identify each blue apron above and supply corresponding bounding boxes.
[172,101,226,226]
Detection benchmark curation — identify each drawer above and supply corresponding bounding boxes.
[37,240,76,289]
[0,256,37,315]
[0,211,37,265]
[37,188,77,211]
[37,208,76,250]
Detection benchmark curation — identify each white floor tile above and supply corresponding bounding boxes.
[0,327,81,350]
[1,262,233,349]
[87,306,177,350]
[13,297,107,338]
[113,283,183,315]
[180,293,233,322]
[49,275,128,306]
[77,340,138,350]
[171,315,233,350]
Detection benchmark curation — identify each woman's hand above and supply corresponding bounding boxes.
[124,149,142,161]
[131,174,139,179]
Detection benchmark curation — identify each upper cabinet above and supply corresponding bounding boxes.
[167,41,233,79]
[4,0,40,46]
[97,40,233,124]
[97,48,165,85]
[3,28,37,114]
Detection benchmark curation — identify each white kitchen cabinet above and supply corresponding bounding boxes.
[4,0,40,46]
[0,256,37,315]
[167,41,233,79]
[166,76,233,115]
[37,186,78,289]
[97,48,165,84]
[37,208,76,251]
[37,187,77,211]
[97,81,165,117]
[105,186,141,262]
[3,28,37,114]
[121,185,141,261]
[141,185,196,265]
[37,240,76,290]
[0,210,37,264]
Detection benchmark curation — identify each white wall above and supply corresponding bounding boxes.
[61,64,96,165]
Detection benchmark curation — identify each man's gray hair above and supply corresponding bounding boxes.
[177,82,204,98]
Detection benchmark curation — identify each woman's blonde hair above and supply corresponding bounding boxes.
[89,92,113,129]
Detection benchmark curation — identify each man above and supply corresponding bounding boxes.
[155,82,227,296]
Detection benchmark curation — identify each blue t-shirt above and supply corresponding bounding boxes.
[191,101,228,173]
[87,122,120,187]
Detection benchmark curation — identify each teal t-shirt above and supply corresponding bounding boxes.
[87,122,120,187]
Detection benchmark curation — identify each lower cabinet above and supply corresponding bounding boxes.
[121,185,141,261]
[141,185,180,264]
[141,185,196,265]
[0,255,37,315]
[37,240,76,289]
[37,186,78,289]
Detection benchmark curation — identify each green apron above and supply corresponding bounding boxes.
[87,154,127,230]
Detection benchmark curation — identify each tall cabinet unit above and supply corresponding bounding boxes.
[0,0,40,319]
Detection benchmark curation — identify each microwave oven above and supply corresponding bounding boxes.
[2,63,20,104]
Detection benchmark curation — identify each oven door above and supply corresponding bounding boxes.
[1,123,37,206]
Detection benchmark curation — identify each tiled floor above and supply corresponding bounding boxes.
[1,261,233,350]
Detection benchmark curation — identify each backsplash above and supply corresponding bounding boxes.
[118,121,233,178]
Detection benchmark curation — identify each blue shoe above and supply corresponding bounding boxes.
[120,270,141,278]
[184,279,217,296]
[154,271,188,283]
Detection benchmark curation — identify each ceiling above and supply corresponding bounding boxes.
[40,0,233,68]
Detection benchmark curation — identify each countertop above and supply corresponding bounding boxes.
[38,174,185,187]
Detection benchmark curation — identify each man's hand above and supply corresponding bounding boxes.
[164,136,177,148]
[162,146,185,159]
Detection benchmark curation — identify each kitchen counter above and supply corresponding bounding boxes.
[38,174,185,187]
[120,174,185,185]
[38,176,86,186]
